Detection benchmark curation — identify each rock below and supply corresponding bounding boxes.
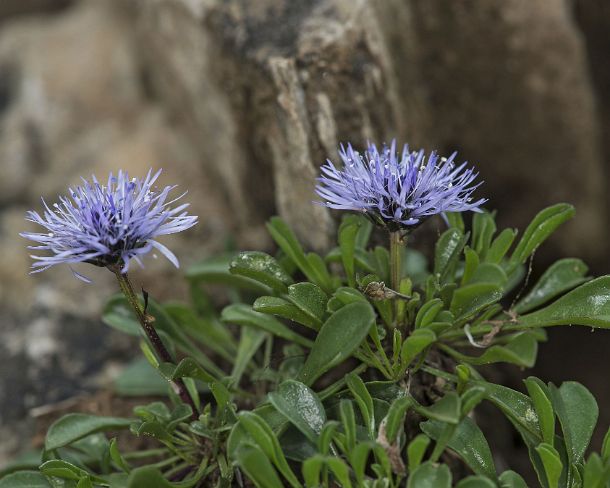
[134,0,607,264]
[407,0,606,263]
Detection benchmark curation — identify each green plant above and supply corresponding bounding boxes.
[5,204,610,487]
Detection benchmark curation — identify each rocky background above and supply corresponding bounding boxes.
[0,0,609,469]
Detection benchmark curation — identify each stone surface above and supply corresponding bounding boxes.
[134,0,608,265]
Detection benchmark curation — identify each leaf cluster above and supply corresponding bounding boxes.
[3,204,610,487]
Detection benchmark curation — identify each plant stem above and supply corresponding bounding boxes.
[389,231,402,292]
[389,231,403,324]
[110,266,198,420]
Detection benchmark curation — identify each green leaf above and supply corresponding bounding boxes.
[306,253,334,292]
[302,456,352,488]
[446,332,538,368]
[582,453,610,488]
[450,283,503,321]
[469,263,508,286]
[125,467,174,488]
[186,253,270,293]
[407,462,452,488]
[143,297,227,378]
[508,204,575,269]
[550,382,598,465]
[109,438,130,473]
[113,357,169,397]
[301,456,324,487]
[298,302,375,385]
[403,248,430,286]
[535,443,563,488]
[268,380,326,444]
[415,393,461,425]
[39,460,95,481]
[226,405,288,460]
[326,247,375,275]
[231,326,266,386]
[446,212,465,233]
[0,451,41,479]
[407,434,431,472]
[477,382,541,444]
[415,299,443,329]
[76,479,93,488]
[354,217,373,248]
[0,471,51,488]
[456,476,496,488]
[102,296,140,335]
[346,373,375,439]
[267,217,332,292]
[383,397,413,444]
[134,420,173,443]
[472,211,497,259]
[485,228,517,264]
[602,426,610,461]
[333,287,368,305]
[237,412,301,488]
[235,444,285,488]
[339,215,363,287]
[351,442,391,485]
[45,414,131,451]
[339,400,357,453]
[324,458,352,488]
[166,357,216,383]
[372,246,391,283]
[286,282,327,329]
[461,248,480,286]
[434,228,468,283]
[524,378,555,445]
[317,421,339,455]
[514,258,590,314]
[518,276,610,329]
[498,470,529,488]
[401,329,437,366]
[253,296,321,330]
[421,417,496,479]
[229,251,293,294]
[460,387,486,416]
[126,463,208,488]
[223,303,313,347]
[164,303,236,361]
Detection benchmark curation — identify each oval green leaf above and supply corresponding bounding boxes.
[229,251,293,294]
[222,303,312,347]
[268,380,326,443]
[421,417,496,479]
[450,283,503,321]
[0,471,52,488]
[514,258,589,314]
[518,276,610,329]
[45,414,132,451]
[298,302,375,385]
[509,203,575,269]
[407,462,451,488]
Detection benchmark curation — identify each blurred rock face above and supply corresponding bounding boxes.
[0,0,608,462]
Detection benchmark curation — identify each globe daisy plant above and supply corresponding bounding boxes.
[316,140,485,300]
[21,169,198,416]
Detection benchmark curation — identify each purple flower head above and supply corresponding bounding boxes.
[21,169,197,281]
[316,140,486,231]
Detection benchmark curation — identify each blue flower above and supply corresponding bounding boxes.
[316,140,486,231]
[21,169,197,280]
